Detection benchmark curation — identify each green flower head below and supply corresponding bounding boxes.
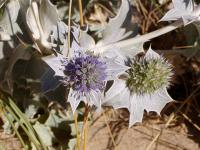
[126,52,173,95]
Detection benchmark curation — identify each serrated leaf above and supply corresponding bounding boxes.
[160,0,200,25]
[79,30,95,50]
[39,0,59,38]
[45,109,67,129]
[0,0,21,36]
[67,138,76,150]
[69,121,83,136]
[26,0,60,54]
[97,0,138,46]
[0,28,11,41]
[3,44,32,93]
[40,68,62,93]
[33,122,57,146]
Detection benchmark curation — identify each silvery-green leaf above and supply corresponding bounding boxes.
[0,42,3,59]
[67,138,76,150]
[33,122,57,146]
[52,21,68,44]
[97,0,138,46]
[117,42,144,58]
[25,102,38,119]
[144,47,160,60]
[104,79,126,102]
[42,54,65,77]
[182,15,198,25]
[4,44,32,93]
[51,21,69,54]
[24,94,45,119]
[39,0,59,38]
[141,87,173,113]
[129,94,144,127]
[26,1,41,40]
[68,89,82,114]
[160,0,200,25]
[105,57,130,80]
[45,109,67,128]
[128,87,173,127]
[69,121,83,137]
[109,88,130,109]
[87,90,102,110]
[173,0,193,11]
[103,80,130,109]
[2,113,15,134]
[79,31,95,50]
[0,28,11,41]
[94,39,144,58]
[52,22,81,56]
[26,0,60,54]
[101,47,125,64]
[0,0,20,36]
[41,68,62,92]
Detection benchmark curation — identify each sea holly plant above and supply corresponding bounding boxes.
[103,48,173,127]
[42,0,140,113]
[1,0,200,149]
[42,46,129,113]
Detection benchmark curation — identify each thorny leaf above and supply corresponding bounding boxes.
[0,28,11,41]
[2,44,32,93]
[33,122,57,146]
[26,0,59,54]
[0,0,21,36]
[97,0,139,46]
[160,0,200,25]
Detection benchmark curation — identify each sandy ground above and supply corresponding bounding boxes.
[88,110,200,150]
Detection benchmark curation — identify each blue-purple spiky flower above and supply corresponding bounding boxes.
[43,51,129,113]
[64,55,107,93]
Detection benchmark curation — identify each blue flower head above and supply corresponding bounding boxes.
[63,54,107,93]
[43,50,129,113]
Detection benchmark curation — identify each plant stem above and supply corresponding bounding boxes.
[103,111,117,148]
[2,108,27,149]
[7,98,47,150]
[78,0,84,26]
[83,117,88,150]
[74,112,81,150]
[67,0,73,57]
[83,105,89,150]
[91,20,183,52]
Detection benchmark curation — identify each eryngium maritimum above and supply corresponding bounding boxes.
[103,48,174,127]
[43,51,129,113]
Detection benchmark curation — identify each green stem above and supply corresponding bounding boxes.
[7,98,47,150]
[2,107,27,149]
[4,103,41,149]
